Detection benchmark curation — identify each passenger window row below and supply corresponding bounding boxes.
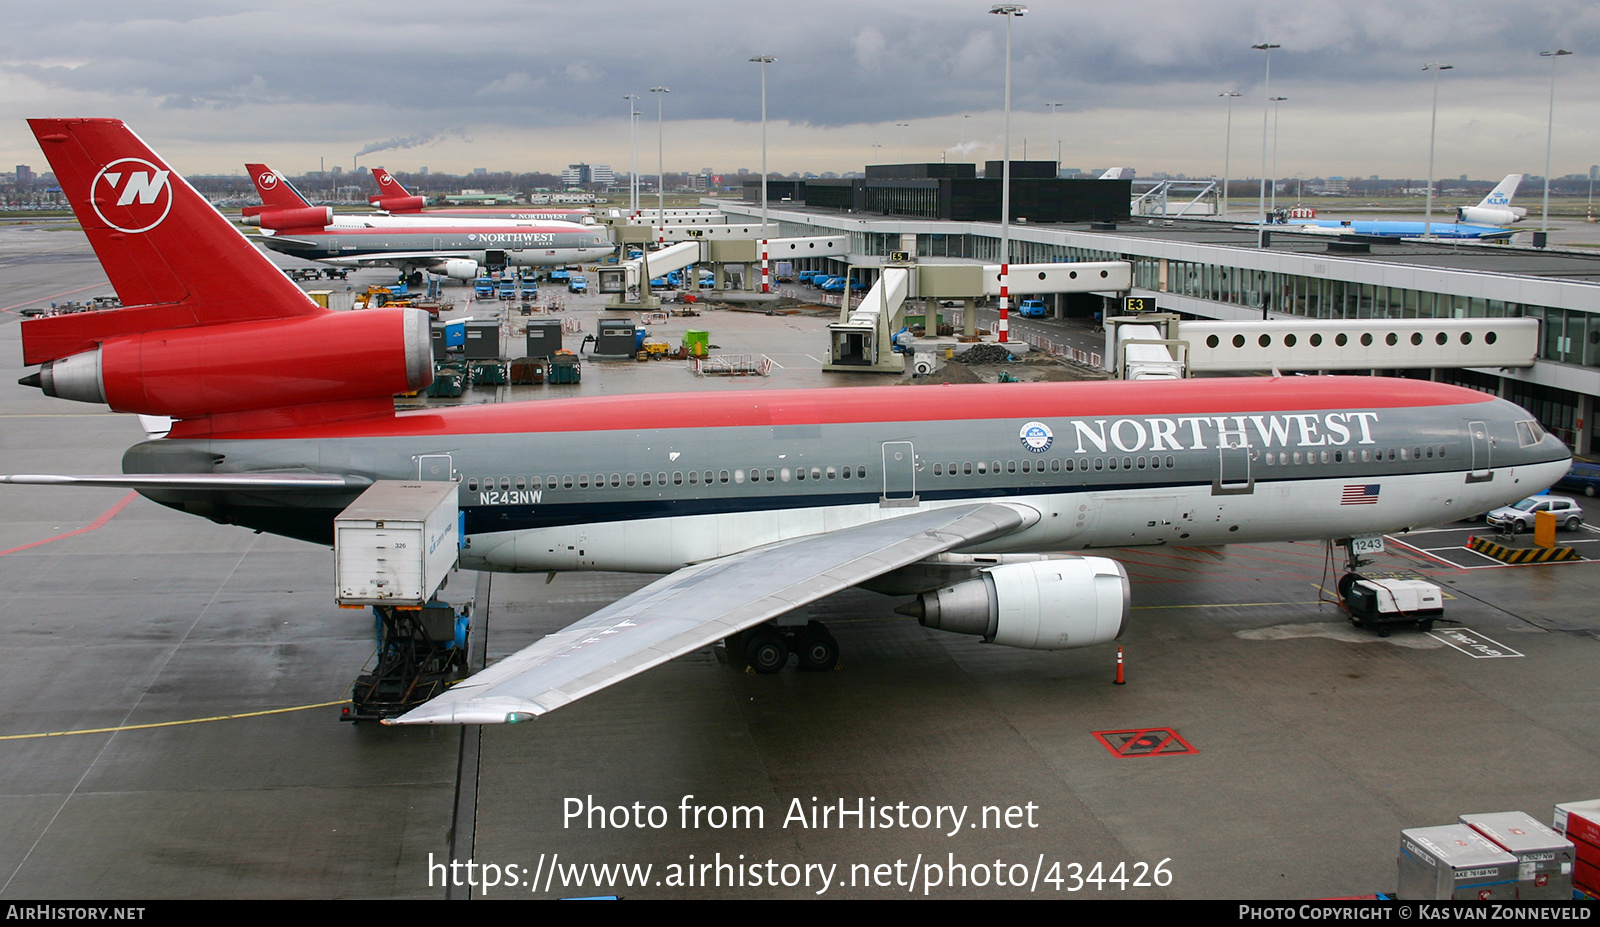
[464,465,869,493]
[1261,446,1446,466]
[930,456,1178,477]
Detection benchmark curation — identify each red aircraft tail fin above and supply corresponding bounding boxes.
[243,162,314,213]
[371,167,409,196]
[24,118,322,365]
[368,166,426,213]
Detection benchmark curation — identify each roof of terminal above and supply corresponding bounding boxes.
[1081,219,1600,285]
[735,200,1600,287]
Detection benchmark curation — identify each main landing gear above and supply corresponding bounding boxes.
[726,621,840,674]
[342,602,470,722]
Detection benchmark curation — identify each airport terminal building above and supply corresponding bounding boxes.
[721,176,1600,457]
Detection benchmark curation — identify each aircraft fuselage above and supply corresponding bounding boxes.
[123,377,1571,574]
[257,224,614,269]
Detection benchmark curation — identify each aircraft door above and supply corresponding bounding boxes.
[881,441,918,507]
[416,454,455,481]
[1466,420,1493,483]
[1212,421,1254,495]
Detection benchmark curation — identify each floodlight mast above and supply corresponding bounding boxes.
[990,4,1027,344]
[750,55,776,292]
[1252,43,1280,227]
[1422,62,1453,239]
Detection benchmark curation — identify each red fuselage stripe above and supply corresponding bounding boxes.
[206,377,1495,440]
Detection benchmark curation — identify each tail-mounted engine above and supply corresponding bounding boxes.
[25,308,432,420]
[242,206,335,231]
[369,195,427,214]
[899,558,1129,650]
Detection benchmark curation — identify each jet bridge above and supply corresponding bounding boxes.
[1105,315,1541,378]
[600,234,850,309]
[825,260,1133,373]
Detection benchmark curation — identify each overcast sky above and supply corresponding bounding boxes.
[3,1,1596,183]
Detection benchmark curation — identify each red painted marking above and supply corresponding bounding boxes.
[1093,727,1197,758]
[208,377,1498,440]
[0,491,137,557]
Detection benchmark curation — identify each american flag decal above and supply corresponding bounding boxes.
[1341,484,1381,505]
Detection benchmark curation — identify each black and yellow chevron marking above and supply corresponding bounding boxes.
[1467,536,1582,564]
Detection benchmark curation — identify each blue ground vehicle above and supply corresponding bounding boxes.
[1556,460,1600,497]
[818,276,846,292]
[568,275,588,294]
[474,277,496,299]
[519,278,538,300]
[1018,298,1047,318]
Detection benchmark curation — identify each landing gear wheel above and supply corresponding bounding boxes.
[407,270,424,287]
[745,629,789,674]
[796,622,840,672]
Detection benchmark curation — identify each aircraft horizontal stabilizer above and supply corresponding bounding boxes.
[387,503,1034,725]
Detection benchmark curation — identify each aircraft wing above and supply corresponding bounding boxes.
[388,502,1034,725]
[0,472,373,491]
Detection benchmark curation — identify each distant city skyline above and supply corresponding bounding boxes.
[1,2,1595,184]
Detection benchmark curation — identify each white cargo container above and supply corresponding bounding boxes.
[334,481,459,606]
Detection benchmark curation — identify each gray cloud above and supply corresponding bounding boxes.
[1,0,1596,178]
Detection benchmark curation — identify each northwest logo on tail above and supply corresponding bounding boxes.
[257,171,279,190]
[91,157,172,233]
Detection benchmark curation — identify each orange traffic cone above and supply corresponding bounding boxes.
[1114,646,1126,685]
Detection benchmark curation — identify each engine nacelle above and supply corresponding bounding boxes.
[369,194,427,214]
[436,259,480,281]
[244,206,334,231]
[903,558,1128,650]
[1457,206,1524,226]
[33,308,432,418]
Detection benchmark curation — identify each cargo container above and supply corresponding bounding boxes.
[334,482,460,607]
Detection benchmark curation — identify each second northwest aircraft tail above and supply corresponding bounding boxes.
[368,167,427,213]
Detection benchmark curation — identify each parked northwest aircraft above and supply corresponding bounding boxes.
[6,120,1571,726]
[368,167,592,224]
[243,163,613,279]
[1284,174,1526,240]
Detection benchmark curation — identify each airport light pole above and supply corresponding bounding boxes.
[623,94,640,214]
[1218,91,1240,218]
[896,123,909,162]
[651,87,669,227]
[991,3,1027,345]
[1046,102,1064,175]
[749,55,775,293]
[1422,62,1452,239]
[1252,43,1280,227]
[1269,96,1287,215]
[1541,49,1572,239]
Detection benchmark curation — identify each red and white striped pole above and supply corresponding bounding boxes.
[997,262,1009,343]
[760,239,770,293]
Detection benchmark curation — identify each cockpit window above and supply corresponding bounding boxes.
[1515,420,1546,447]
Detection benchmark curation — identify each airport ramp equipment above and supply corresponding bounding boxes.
[619,240,700,290]
[1115,323,1184,380]
[978,261,1133,296]
[825,266,911,373]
